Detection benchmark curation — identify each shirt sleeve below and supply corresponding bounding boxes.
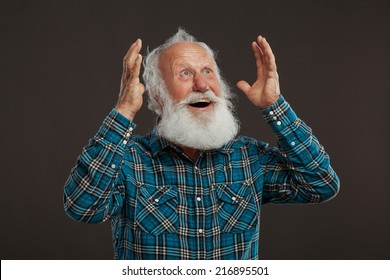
[260,95,340,204]
[63,109,136,223]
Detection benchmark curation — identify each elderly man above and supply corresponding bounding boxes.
[64,29,340,259]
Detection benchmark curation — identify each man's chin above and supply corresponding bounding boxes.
[157,97,239,151]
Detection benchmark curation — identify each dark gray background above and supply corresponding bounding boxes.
[1,0,389,259]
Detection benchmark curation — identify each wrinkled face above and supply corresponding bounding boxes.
[159,42,221,113]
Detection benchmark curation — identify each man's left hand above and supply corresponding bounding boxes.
[237,36,281,109]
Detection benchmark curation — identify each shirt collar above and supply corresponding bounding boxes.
[149,129,235,157]
[149,129,172,157]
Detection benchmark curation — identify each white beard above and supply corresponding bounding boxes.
[156,91,239,150]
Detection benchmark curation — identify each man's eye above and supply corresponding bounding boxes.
[202,69,211,75]
[180,70,191,76]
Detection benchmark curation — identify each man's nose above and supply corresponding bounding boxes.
[192,74,209,93]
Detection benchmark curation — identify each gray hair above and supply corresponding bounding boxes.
[142,28,231,115]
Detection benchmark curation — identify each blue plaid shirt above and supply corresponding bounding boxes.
[64,96,340,259]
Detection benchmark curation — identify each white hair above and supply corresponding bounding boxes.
[157,90,239,150]
[142,28,234,116]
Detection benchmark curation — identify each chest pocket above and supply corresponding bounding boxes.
[215,181,258,233]
[135,184,178,236]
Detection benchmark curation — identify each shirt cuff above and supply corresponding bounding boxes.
[261,95,298,135]
[94,109,137,146]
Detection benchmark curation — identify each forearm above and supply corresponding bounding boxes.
[261,96,340,203]
[63,109,135,223]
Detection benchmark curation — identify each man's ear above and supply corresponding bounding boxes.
[153,93,163,108]
[151,92,164,115]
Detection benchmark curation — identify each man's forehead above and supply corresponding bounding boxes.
[160,42,215,64]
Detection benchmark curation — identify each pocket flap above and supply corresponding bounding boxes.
[215,182,252,205]
[139,184,177,205]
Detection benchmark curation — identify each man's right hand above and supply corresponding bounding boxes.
[115,39,145,121]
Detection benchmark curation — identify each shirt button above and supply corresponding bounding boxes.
[269,111,274,116]
[291,141,296,146]
[272,116,277,120]
[125,132,131,137]
[232,197,237,202]
[123,140,128,145]
[129,127,134,132]
[198,229,203,234]
[154,198,159,203]
[111,164,116,169]
[196,197,202,201]
[276,121,281,126]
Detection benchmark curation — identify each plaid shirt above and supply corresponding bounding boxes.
[64,96,340,259]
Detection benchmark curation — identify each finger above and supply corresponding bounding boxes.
[263,38,277,71]
[252,41,265,66]
[123,39,142,75]
[258,37,277,72]
[236,80,251,95]
[252,41,266,79]
[130,54,142,83]
[122,41,137,79]
[124,38,142,61]
[123,40,138,69]
[127,39,142,70]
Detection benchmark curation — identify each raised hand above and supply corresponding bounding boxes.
[115,39,145,121]
[237,36,281,109]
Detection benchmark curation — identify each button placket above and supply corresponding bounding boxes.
[193,165,205,253]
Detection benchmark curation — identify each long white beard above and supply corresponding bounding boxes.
[156,91,239,150]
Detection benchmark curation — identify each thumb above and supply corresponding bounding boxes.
[236,80,251,95]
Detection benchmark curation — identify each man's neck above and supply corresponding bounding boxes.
[179,146,201,161]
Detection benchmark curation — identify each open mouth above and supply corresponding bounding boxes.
[188,102,211,108]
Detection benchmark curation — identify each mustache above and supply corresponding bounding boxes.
[178,91,222,106]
